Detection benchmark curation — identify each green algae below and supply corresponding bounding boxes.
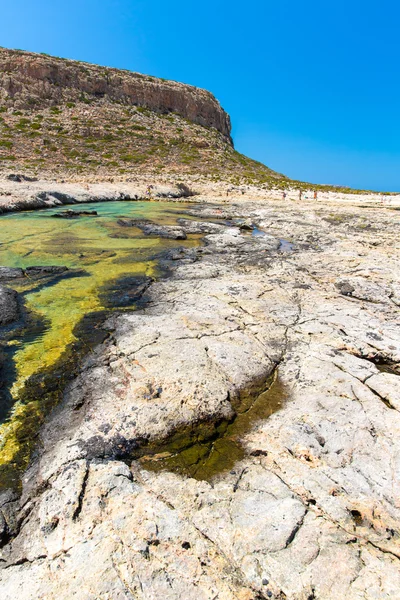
[139,370,288,481]
[0,201,199,488]
[0,310,110,491]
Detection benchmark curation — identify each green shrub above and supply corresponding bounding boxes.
[65,149,80,158]
[120,153,146,163]
[136,106,150,115]
[79,93,92,105]
[130,124,146,131]
[17,118,31,128]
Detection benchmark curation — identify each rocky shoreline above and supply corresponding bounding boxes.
[1,177,400,217]
[0,196,399,599]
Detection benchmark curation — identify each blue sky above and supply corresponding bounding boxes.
[1,0,399,191]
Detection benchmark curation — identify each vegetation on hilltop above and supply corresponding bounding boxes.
[0,48,393,193]
[0,99,286,184]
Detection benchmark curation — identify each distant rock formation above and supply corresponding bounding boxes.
[0,48,231,140]
[0,48,285,186]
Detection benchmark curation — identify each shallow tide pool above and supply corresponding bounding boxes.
[0,200,198,488]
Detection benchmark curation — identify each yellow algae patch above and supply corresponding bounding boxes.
[0,200,197,489]
[10,258,156,394]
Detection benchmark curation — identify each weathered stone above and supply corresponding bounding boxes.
[51,209,98,218]
[1,197,400,599]
[140,224,187,239]
[6,174,37,183]
[0,267,24,280]
[177,218,227,234]
[0,48,231,138]
[24,266,68,277]
[0,285,19,327]
[117,218,187,239]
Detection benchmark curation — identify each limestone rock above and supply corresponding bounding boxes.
[0,48,231,138]
[1,198,400,599]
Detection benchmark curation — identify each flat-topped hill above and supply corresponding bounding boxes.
[0,48,286,185]
[0,48,231,137]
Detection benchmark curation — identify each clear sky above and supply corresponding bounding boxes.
[1,0,399,191]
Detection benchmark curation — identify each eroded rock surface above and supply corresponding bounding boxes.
[0,48,231,138]
[0,199,399,599]
[0,286,19,327]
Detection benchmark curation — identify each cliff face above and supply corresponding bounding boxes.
[0,48,231,140]
[0,48,285,185]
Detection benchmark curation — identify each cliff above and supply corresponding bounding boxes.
[0,48,231,139]
[0,48,287,184]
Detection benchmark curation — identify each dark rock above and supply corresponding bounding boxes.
[0,285,19,327]
[25,266,68,277]
[0,267,24,280]
[6,174,38,182]
[0,510,8,545]
[117,218,151,228]
[52,210,98,219]
[78,433,140,460]
[181,541,191,550]
[176,183,195,197]
[101,275,153,309]
[335,281,355,296]
[36,191,78,204]
[236,219,254,230]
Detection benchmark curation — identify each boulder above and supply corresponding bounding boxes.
[0,267,24,280]
[0,285,19,327]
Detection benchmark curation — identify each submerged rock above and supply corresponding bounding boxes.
[117,218,187,239]
[101,275,153,309]
[0,286,19,327]
[0,266,69,282]
[24,266,68,277]
[52,210,98,219]
[117,218,151,227]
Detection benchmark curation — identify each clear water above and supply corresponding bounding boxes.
[0,200,199,483]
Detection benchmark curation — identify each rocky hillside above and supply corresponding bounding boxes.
[0,48,286,185]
